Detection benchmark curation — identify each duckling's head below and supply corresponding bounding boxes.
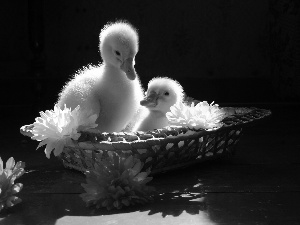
[141,77,184,114]
[99,21,139,80]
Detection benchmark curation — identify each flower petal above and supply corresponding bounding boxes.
[123,155,134,170]
[44,141,57,159]
[134,172,149,182]
[14,161,25,171]
[121,198,130,206]
[130,161,143,177]
[53,139,66,157]
[6,196,22,208]
[11,183,23,194]
[36,139,48,150]
[11,168,25,180]
[5,157,15,170]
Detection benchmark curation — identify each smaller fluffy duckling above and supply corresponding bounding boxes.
[133,77,184,131]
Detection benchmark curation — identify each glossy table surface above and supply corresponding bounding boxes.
[0,105,299,225]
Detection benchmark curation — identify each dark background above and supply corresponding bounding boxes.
[0,0,299,122]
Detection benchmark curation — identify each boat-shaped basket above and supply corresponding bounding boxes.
[20,107,271,175]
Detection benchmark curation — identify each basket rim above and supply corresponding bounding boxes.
[20,106,271,144]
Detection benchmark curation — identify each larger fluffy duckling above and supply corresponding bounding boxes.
[57,21,144,132]
[133,77,184,131]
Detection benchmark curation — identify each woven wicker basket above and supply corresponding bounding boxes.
[20,107,271,175]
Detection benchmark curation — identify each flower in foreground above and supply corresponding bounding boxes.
[80,152,155,210]
[166,101,226,130]
[31,104,98,158]
[0,157,25,212]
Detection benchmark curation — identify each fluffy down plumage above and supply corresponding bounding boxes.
[57,21,144,132]
[133,77,184,131]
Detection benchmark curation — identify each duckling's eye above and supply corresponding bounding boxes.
[164,92,170,96]
[115,51,121,56]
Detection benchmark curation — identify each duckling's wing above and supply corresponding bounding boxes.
[57,66,102,114]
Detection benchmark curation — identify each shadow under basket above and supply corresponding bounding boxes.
[21,107,271,175]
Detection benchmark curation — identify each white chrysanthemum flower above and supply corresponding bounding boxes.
[31,104,98,158]
[0,157,25,212]
[80,152,155,210]
[166,101,226,130]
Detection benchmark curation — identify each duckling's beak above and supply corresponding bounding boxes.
[140,91,159,108]
[120,57,136,80]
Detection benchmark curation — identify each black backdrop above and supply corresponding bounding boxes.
[0,0,299,110]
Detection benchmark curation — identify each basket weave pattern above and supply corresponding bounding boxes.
[58,107,271,174]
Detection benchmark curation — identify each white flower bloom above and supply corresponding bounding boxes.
[31,104,98,158]
[166,101,226,130]
[0,157,25,212]
[80,153,155,210]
